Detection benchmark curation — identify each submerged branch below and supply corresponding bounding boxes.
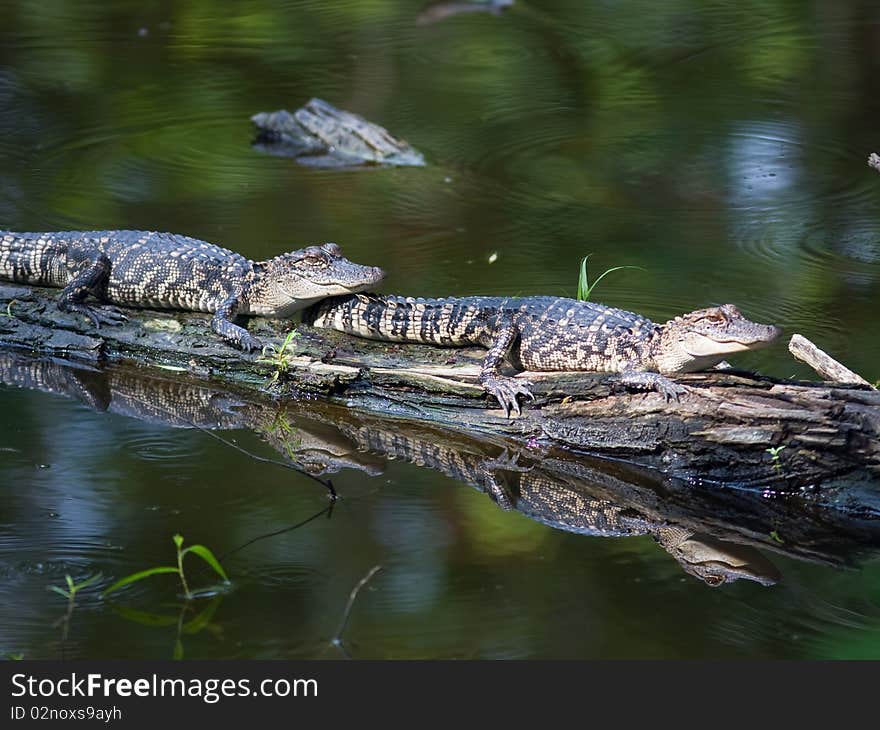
[331,565,383,656]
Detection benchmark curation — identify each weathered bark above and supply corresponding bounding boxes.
[1,283,878,488]
[789,333,874,386]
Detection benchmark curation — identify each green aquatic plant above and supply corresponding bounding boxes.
[576,255,643,302]
[48,573,103,644]
[257,329,301,388]
[48,572,104,601]
[0,300,15,318]
[103,534,229,601]
[766,445,786,471]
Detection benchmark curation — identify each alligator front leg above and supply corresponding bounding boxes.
[479,321,534,417]
[212,292,263,352]
[57,248,128,328]
[618,369,688,401]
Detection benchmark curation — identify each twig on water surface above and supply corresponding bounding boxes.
[331,564,383,657]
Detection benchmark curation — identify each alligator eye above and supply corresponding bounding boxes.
[703,574,725,587]
[703,313,726,325]
[304,255,325,265]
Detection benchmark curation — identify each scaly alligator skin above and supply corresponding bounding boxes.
[305,294,781,415]
[0,230,384,351]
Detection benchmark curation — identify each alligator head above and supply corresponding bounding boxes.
[246,242,385,318]
[657,527,781,587]
[653,304,780,374]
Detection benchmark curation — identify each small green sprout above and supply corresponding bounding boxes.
[766,445,787,471]
[257,330,301,388]
[103,534,229,601]
[48,573,103,643]
[0,300,16,318]
[769,530,785,545]
[48,572,103,601]
[577,255,644,301]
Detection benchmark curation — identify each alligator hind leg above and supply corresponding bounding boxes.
[479,320,535,418]
[57,248,128,328]
[212,292,263,352]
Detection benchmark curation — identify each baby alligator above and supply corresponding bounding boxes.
[0,230,384,351]
[305,294,780,415]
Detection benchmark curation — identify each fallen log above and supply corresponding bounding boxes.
[1,283,878,489]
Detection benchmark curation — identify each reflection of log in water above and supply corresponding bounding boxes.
[4,351,880,588]
[1,283,878,492]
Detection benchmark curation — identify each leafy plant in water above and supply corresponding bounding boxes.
[577,255,643,302]
[49,572,103,601]
[102,534,229,601]
[257,330,301,388]
[766,445,786,471]
[48,573,103,644]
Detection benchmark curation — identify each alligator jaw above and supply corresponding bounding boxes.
[655,304,781,373]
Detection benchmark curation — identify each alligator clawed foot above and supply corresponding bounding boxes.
[239,333,264,354]
[619,370,688,402]
[481,375,535,418]
[657,380,688,403]
[63,303,128,329]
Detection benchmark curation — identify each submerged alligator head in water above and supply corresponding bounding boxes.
[251,98,426,168]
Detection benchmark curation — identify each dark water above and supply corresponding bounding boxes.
[1,0,880,659]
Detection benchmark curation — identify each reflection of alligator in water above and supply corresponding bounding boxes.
[4,351,880,588]
[251,98,426,168]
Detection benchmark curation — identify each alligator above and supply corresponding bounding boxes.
[251,98,425,168]
[0,229,384,351]
[304,294,781,415]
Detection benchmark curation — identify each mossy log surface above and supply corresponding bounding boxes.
[1,283,878,489]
